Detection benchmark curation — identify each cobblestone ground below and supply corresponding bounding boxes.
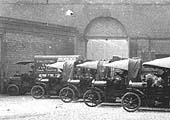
[1,95,170,120]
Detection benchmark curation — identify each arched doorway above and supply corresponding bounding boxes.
[84,17,128,60]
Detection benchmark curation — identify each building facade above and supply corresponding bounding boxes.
[0,17,79,92]
[1,0,170,91]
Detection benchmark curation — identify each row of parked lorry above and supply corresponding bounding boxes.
[5,55,82,96]
[4,55,170,112]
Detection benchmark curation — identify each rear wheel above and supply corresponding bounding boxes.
[7,84,20,96]
[59,87,75,103]
[121,92,141,112]
[83,89,101,107]
[31,85,45,99]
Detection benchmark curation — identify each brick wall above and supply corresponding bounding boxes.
[3,32,75,77]
[1,1,170,60]
[0,17,78,79]
[2,0,170,38]
[130,38,170,61]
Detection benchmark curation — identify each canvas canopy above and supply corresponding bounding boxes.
[103,59,129,70]
[46,61,65,69]
[76,60,109,69]
[76,61,99,69]
[128,59,142,82]
[62,60,76,81]
[15,61,34,65]
[103,58,142,82]
[143,57,170,69]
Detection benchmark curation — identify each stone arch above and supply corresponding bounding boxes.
[84,16,129,60]
[84,16,127,39]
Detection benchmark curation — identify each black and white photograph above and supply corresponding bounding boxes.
[1,0,170,119]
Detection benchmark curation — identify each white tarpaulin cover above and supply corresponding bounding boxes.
[143,57,170,69]
[104,58,142,82]
[46,62,65,69]
[76,61,99,69]
[103,59,129,70]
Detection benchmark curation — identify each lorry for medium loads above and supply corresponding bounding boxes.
[83,58,142,107]
[31,55,83,99]
[59,60,97,103]
[5,61,35,96]
[122,57,170,112]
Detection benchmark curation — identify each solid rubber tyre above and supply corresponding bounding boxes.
[7,84,20,96]
[31,85,45,99]
[83,89,101,107]
[121,92,141,112]
[59,87,75,103]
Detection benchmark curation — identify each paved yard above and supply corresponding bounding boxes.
[0,95,170,120]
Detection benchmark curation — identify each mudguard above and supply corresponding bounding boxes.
[67,84,80,98]
[87,87,106,102]
[127,88,145,98]
[35,82,48,90]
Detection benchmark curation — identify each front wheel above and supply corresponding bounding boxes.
[31,85,45,99]
[83,89,101,107]
[121,92,141,112]
[59,87,75,103]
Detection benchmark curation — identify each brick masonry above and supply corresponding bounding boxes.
[5,32,76,77]
[1,1,170,87]
[0,17,79,90]
[1,0,170,38]
[1,1,170,61]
